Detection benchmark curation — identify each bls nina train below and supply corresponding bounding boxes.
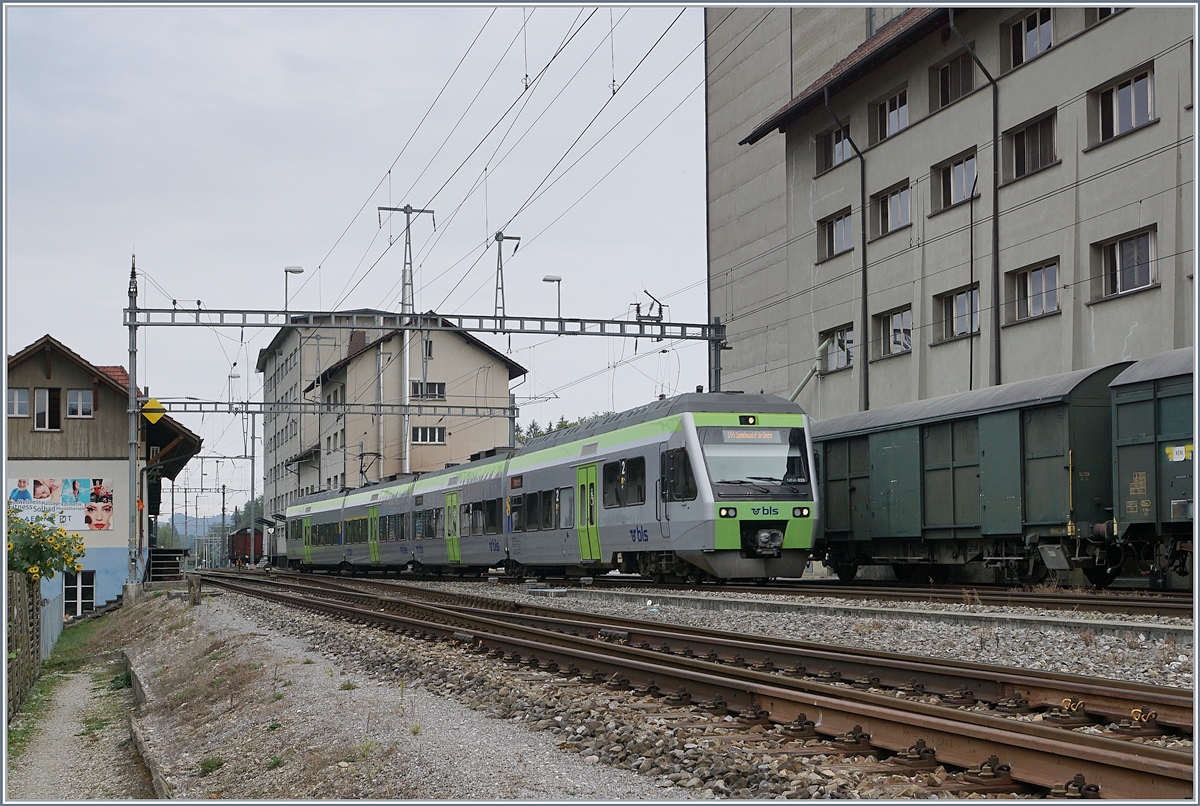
[284,393,818,581]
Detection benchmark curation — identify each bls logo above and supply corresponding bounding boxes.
[750,506,779,516]
[629,526,649,543]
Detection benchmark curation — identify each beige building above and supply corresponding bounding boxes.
[707,7,1194,418]
[256,312,525,518]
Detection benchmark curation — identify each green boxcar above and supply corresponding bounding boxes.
[813,364,1128,584]
[1109,348,1194,586]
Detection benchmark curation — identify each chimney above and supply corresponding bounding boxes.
[348,331,367,357]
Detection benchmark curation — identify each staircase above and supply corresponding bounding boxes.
[148,548,188,582]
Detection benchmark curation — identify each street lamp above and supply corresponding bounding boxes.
[284,266,304,314]
[543,275,562,321]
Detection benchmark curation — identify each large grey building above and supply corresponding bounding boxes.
[707,7,1194,419]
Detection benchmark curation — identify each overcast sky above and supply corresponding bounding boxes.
[5,5,711,515]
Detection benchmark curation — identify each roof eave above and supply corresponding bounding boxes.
[739,8,948,147]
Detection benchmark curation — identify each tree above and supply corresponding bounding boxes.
[515,411,614,444]
[233,496,264,529]
[157,521,176,548]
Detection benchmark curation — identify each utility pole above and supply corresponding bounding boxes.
[249,409,256,566]
[170,481,175,549]
[127,258,139,583]
[376,203,434,475]
[492,231,521,319]
[221,484,227,568]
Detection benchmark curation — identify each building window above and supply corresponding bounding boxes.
[34,388,61,431]
[1013,262,1059,320]
[934,152,977,211]
[66,389,94,418]
[1086,8,1121,26]
[819,209,853,260]
[822,325,854,371]
[873,184,910,237]
[1098,69,1153,142]
[875,89,908,142]
[422,338,433,359]
[877,307,913,356]
[935,52,974,110]
[817,126,852,173]
[1007,113,1056,179]
[63,570,96,617]
[412,426,446,444]
[411,381,446,399]
[7,388,28,417]
[1100,230,1154,296]
[1010,9,1052,68]
[938,286,979,340]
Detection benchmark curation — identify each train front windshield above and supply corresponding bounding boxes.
[698,426,809,487]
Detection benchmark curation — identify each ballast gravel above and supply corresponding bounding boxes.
[416,581,1195,689]
[115,581,1192,800]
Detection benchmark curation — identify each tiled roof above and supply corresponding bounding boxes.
[96,365,130,388]
[740,8,946,146]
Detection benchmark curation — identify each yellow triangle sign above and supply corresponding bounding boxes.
[141,398,166,424]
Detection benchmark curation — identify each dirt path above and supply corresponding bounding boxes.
[6,657,155,800]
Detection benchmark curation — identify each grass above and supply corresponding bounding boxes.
[273,692,285,701]
[268,722,281,731]
[76,714,111,738]
[6,672,67,761]
[410,724,422,736]
[303,658,314,665]
[266,754,285,770]
[109,670,132,690]
[339,681,358,691]
[199,757,225,776]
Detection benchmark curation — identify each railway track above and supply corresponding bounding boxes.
[262,566,1193,618]
[586,577,1195,618]
[201,570,1192,799]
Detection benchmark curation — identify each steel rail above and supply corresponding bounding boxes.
[202,573,1192,799]
[589,578,1195,617]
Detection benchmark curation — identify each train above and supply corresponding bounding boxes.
[283,393,818,582]
[811,348,1193,589]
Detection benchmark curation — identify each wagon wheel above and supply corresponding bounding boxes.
[1083,565,1120,588]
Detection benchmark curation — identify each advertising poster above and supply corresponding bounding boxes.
[8,477,114,531]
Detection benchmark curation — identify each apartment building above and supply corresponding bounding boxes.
[257,312,526,519]
[708,7,1194,418]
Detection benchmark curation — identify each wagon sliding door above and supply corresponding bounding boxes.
[1023,406,1068,527]
[978,411,1022,535]
[869,428,921,538]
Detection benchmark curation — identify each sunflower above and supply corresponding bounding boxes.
[29,565,39,575]
[6,542,12,552]
[30,572,40,582]
[74,563,83,572]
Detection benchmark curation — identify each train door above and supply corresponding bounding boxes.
[576,464,600,562]
[302,517,312,564]
[445,492,462,563]
[368,506,380,564]
[656,443,671,538]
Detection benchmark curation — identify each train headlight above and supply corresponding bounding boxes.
[739,415,757,425]
[793,507,810,518]
[719,507,738,518]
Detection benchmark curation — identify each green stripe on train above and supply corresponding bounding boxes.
[713,501,816,550]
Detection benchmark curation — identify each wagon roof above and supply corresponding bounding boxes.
[811,364,1129,438]
[1108,348,1195,388]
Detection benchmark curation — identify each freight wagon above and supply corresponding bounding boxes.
[812,351,1193,588]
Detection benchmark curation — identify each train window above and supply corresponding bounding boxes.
[661,449,698,501]
[603,457,646,508]
[470,501,485,536]
[698,427,808,486]
[459,503,471,537]
[484,499,501,535]
[510,495,524,532]
[431,508,444,539]
[524,492,540,531]
[541,491,556,530]
[558,486,575,529]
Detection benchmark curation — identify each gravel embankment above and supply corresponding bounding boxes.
[121,584,1190,799]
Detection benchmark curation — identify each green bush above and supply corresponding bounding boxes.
[7,506,85,582]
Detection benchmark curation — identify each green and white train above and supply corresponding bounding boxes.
[284,392,818,581]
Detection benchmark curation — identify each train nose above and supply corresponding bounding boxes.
[755,529,784,552]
